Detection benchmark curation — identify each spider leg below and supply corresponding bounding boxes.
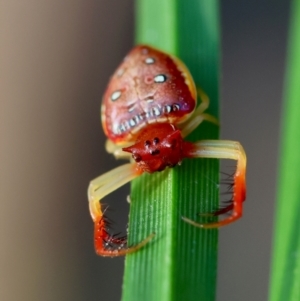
[180,87,219,138]
[200,171,236,216]
[105,139,132,160]
[182,140,247,228]
[212,204,234,216]
[88,163,154,256]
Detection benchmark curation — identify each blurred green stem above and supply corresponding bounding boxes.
[269,1,300,300]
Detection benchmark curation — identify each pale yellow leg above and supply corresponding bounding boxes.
[88,163,140,221]
[105,139,132,160]
[88,163,155,256]
[182,140,247,228]
[180,87,219,138]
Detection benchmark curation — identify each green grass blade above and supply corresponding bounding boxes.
[122,1,220,301]
[269,1,300,300]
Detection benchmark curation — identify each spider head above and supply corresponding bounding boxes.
[123,123,186,173]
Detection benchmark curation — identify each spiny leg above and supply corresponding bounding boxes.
[180,87,219,138]
[88,163,154,256]
[182,140,247,228]
[211,170,237,216]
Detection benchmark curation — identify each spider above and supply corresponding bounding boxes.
[88,45,247,257]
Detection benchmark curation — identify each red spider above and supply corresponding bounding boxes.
[88,45,247,257]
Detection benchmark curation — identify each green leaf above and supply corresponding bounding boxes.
[122,1,220,301]
[269,1,300,301]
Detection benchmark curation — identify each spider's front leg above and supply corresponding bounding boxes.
[88,163,154,256]
[105,139,132,160]
[182,140,247,228]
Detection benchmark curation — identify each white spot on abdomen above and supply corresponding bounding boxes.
[154,74,167,83]
[111,90,122,101]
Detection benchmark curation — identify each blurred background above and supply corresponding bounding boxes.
[0,0,290,300]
